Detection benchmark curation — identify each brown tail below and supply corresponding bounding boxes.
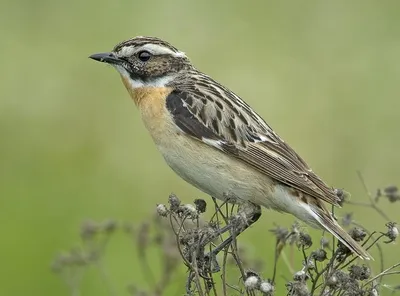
[307,205,372,260]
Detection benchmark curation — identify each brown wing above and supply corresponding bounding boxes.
[167,73,340,206]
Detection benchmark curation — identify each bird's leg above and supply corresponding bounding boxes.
[204,202,262,271]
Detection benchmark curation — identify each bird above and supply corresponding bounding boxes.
[89,36,370,259]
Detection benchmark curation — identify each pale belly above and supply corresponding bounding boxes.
[157,132,274,205]
[156,135,319,225]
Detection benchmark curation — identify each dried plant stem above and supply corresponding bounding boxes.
[94,260,117,296]
[355,171,392,221]
[313,252,338,295]
[271,241,279,283]
[222,247,229,296]
[192,253,205,296]
[376,270,400,276]
[54,181,399,296]
[364,261,400,286]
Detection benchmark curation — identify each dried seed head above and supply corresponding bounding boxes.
[326,275,338,288]
[287,221,302,245]
[269,225,289,243]
[298,232,313,248]
[342,213,353,227]
[302,258,315,270]
[245,270,260,278]
[291,221,301,235]
[320,288,332,296]
[286,281,309,296]
[293,270,307,281]
[320,237,330,249]
[260,280,274,294]
[244,271,261,290]
[369,288,379,296]
[336,242,352,260]
[384,185,398,194]
[244,276,260,290]
[334,188,350,206]
[194,199,207,213]
[156,204,168,217]
[384,222,398,243]
[383,186,400,203]
[168,194,181,212]
[349,265,371,281]
[346,279,363,296]
[181,204,198,219]
[386,193,400,203]
[80,220,99,240]
[311,249,327,262]
[102,220,117,233]
[334,270,350,286]
[179,228,200,246]
[349,227,367,242]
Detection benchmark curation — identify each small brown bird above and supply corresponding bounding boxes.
[90,36,370,259]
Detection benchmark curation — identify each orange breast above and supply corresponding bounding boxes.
[120,75,176,145]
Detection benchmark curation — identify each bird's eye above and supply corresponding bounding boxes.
[137,50,152,62]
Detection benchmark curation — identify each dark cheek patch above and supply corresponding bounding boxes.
[126,55,189,82]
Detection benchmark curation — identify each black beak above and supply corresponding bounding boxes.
[89,52,122,64]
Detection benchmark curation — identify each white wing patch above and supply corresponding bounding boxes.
[201,138,225,151]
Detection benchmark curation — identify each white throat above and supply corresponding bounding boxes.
[114,65,175,88]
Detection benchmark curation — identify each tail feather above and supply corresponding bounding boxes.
[305,205,372,260]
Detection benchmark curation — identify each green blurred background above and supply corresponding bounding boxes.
[1,0,399,295]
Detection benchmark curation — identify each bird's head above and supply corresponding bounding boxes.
[89,36,192,88]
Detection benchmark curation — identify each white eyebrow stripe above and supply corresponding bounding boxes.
[118,46,135,57]
[118,44,186,58]
[140,44,186,57]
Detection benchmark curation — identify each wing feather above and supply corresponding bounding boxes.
[166,73,340,206]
